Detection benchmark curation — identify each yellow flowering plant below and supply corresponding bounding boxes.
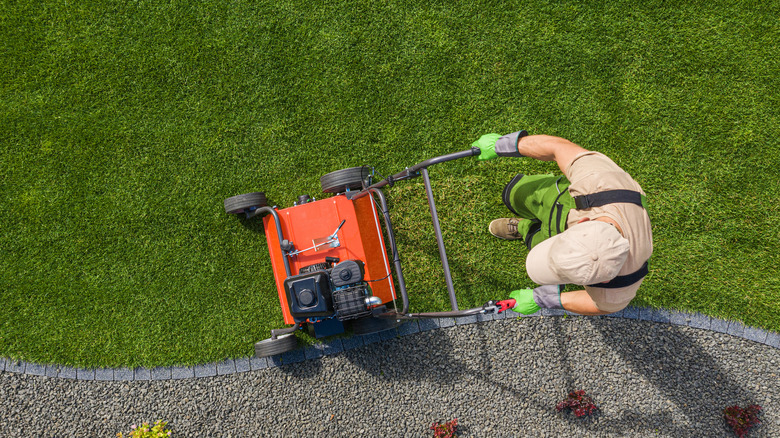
[117,420,172,438]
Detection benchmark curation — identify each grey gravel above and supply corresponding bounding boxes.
[1,316,778,437]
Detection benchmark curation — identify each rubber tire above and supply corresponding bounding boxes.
[254,334,298,358]
[224,192,267,214]
[349,316,399,335]
[320,167,370,194]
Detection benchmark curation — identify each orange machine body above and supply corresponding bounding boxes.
[263,193,395,325]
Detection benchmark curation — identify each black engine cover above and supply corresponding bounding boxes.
[330,260,365,287]
[284,271,334,319]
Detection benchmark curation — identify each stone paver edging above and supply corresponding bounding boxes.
[2,306,778,381]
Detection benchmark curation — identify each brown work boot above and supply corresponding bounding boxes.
[488,218,525,240]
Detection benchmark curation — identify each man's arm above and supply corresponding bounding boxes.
[515,135,588,173]
[560,290,612,316]
[510,286,615,316]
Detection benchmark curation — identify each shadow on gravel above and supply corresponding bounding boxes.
[490,318,733,437]
[328,316,762,436]
[586,317,759,436]
[338,326,490,383]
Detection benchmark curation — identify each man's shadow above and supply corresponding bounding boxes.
[585,316,760,435]
[327,315,760,436]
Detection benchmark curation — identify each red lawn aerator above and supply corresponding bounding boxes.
[225,147,516,357]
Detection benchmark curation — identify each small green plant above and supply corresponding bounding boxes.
[723,405,762,437]
[117,420,172,438]
[556,390,598,417]
[430,418,458,438]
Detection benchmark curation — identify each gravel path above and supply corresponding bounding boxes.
[1,314,778,437]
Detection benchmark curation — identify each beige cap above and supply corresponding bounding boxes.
[526,221,629,286]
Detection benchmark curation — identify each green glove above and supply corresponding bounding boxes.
[472,133,501,161]
[509,285,563,315]
[509,289,539,315]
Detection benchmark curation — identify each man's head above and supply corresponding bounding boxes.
[526,220,629,286]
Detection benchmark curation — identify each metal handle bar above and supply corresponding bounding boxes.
[246,206,292,278]
[377,299,516,320]
[367,187,409,314]
[353,147,481,193]
[407,147,482,173]
[350,146,482,314]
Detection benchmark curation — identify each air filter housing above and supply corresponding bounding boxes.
[284,271,334,319]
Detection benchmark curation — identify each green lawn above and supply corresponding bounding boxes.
[1,0,778,368]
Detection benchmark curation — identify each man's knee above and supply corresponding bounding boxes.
[502,173,524,216]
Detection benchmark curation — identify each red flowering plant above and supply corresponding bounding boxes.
[556,390,598,417]
[723,405,762,437]
[430,418,458,438]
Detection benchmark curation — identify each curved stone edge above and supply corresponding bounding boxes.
[2,306,778,381]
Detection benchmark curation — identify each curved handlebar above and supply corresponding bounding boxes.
[407,147,482,173]
[355,147,481,194]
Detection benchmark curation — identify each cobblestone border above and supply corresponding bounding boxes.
[2,306,778,381]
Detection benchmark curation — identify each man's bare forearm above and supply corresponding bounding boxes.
[517,134,588,173]
[560,290,612,316]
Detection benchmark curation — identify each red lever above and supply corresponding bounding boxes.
[495,299,516,313]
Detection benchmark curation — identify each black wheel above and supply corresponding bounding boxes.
[320,167,370,194]
[254,334,298,358]
[348,315,399,335]
[224,192,267,214]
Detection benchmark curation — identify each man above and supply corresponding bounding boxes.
[474,131,652,315]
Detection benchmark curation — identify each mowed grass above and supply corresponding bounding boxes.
[1,0,778,367]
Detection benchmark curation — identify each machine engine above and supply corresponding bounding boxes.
[283,260,374,327]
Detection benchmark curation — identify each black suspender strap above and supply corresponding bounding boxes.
[588,261,649,289]
[569,189,649,289]
[573,190,645,210]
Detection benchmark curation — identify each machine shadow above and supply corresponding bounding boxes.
[236,212,268,235]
